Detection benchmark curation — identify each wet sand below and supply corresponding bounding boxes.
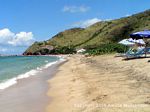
[0,63,61,112]
[47,54,150,112]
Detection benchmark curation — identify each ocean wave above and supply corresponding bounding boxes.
[0,57,66,90]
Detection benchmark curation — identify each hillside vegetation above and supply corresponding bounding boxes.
[24,9,150,55]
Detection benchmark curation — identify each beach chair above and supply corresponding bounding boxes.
[145,47,150,54]
[125,48,145,59]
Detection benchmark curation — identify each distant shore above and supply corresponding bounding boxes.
[46,54,150,112]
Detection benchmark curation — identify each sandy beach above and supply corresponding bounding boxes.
[47,54,150,112]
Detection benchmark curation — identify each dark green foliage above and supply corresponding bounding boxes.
[33,48,50,55]
[40,48,50,55]
[33,46,76,55]
[85,43,128,55]
[50,46,76,54]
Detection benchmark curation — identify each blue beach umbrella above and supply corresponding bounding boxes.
[128,38,145,45]
[130,30,150,39]
[130,30,150,57]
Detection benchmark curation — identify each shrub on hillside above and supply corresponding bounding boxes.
[84,43,128,55]
[49,46,76,54]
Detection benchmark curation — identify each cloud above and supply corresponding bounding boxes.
[125,14,131,17]
[62,5,90,13]
[0,47,8,52]
[0,28,14,44]
[72,18,101,28]
[8,32,34,46]
[0,28,34,47]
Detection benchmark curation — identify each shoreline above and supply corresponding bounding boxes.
[0,57,66,112]
[46,54,150,112]
[0,55,66,90]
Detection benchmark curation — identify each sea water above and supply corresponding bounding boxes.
[0,56,60,89]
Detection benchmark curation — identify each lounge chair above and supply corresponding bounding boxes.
[116,47,150,58]
[145,47,150,54]
[125,48,145,59]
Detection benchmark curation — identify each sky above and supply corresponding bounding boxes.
[0,0,150,54]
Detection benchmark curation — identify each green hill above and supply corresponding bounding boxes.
[24,9,150,55]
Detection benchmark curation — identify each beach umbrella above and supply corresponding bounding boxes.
[128,38,145,45]
[119,39,135,46]
[136,39,145,45]
[130,30,150,39]
[130,30,150,57]
[128,38,136,43]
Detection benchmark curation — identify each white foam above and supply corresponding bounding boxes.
[44,61,58,69]
[0,57,66,90]
[0,78,17,90]
[17,69,38,79]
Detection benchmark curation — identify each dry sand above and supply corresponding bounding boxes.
[47,54,150,112]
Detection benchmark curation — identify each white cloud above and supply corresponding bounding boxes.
[72,18,101,28]
[0,48,8,52]
[125,14,131,17]
[8,32,34,46]
[0,28,14,44]
[0,28,34,47]
[62,5,90,13]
